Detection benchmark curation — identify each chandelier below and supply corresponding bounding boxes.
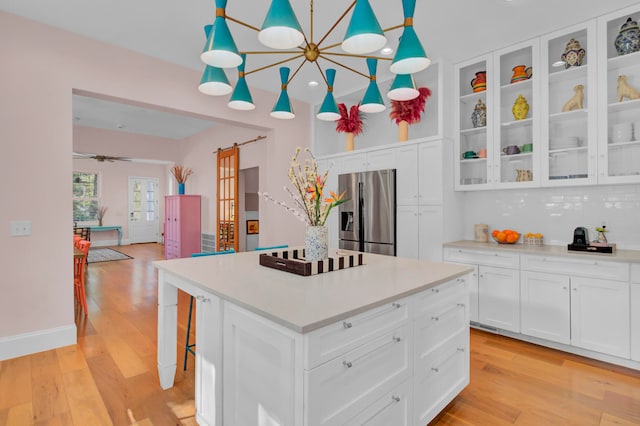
[198,0,430,120]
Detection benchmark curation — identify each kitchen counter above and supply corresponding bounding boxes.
[444,240,640,263]
[153,248,472,333]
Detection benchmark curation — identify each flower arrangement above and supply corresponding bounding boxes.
[335,103,364,136]
[97,205,108,226]
[260,148,348,226]
[389,87,432,125]
[170,165,193,184]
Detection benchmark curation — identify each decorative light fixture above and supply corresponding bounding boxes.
[200,0,430,120]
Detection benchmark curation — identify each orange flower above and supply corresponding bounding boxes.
[325,190,346,204]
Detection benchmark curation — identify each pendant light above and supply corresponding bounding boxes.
[359,58,386,113]
[271,67,295,119]
[390,0,430,74]
[387,73,419,101]
[199,25,233,95]
[316,69,341,121]
[201,0,243,68]
[228,54,255,110]
[342,0,386,54]
[259,0,305,49]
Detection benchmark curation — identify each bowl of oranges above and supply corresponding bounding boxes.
[491,229,520,244]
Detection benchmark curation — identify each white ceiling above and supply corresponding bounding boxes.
[3,0,638,137]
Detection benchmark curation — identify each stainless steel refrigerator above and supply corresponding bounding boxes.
[338,169,396,256]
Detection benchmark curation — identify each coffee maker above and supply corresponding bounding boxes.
[568,226,614,253]
[572,227,589,246]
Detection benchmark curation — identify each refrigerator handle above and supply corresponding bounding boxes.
[358,181,364,251]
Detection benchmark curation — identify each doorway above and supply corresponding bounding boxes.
[128,176,160,243]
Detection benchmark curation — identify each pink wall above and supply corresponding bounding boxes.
[0,11,310,356]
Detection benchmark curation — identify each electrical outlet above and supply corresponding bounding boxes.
[10,220,31,236]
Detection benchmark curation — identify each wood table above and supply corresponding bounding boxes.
[88,225,122,245]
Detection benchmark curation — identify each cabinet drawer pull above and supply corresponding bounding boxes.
[362,395,402,423]
[431,303,465,322]
[342,336,402,369]
[342,302,402,329]
[195,295,210,303]
[431,347,466,374]
[431,367,439,373]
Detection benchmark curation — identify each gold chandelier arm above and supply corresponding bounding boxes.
[310,0,314,45]
[288,58,310,85]
[240,50,303,55]
[244,54,306,76]
[382,24,404,33]
[225,15,261,32]
[316,0,356,48]
[313,61,329,86]
[319,55,369,79]
[320,51,393,61]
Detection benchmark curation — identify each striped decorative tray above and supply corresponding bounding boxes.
[259,249,365,276]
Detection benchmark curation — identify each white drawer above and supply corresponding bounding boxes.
[412,277,467,320]
[304,298,410,369]
[344,379,412,426]
[444,247,519,269]
[414,299,467,369]
[305,324,411,426]
[413,330,469,425]
[521,255,629,282]
[632,263,640,283]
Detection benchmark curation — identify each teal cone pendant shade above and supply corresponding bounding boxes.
[390,0,430,74]
[359,58,386,113]
[316,69,341,121]
[259,0,304,49]
[271,67,295,119]
[387,73,419,101]
[342,0,386,54]
[228,54,255,110]
[199,65,233,96]
[201,1,243,68]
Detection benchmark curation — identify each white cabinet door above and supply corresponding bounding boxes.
[570,277,630,358]
[418,206,443,262]
[341,153,368,173]
[478,266,520,332]
[632,283,640,362]
[366,147,396,171]
[395,145,419,206]
[520,271,570,344]
[418,141,444,204]
[396,206,419,259]
[223,302,302,426]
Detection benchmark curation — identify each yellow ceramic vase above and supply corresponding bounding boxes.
[512,94,529,120]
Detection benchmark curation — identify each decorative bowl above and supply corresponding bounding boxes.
[491,229,520,244]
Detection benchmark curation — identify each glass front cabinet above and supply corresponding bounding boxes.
[597,5,640,184]
[541,20,598,186]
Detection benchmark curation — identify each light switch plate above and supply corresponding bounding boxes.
[10,220,31,236]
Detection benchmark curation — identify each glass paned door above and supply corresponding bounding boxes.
[128,177,159,243]
[217,145,239,252]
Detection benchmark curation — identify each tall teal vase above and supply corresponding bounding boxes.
[178,183,185,195]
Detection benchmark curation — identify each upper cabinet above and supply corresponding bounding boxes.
[541,21,598,186]
[597,5,640,184]
[455,3,640,191]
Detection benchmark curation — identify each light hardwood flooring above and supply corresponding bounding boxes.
[0,243,638,425]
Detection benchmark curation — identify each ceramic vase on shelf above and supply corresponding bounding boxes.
[471,99,487,128]
[561,38,586,69]
[511,65,528,83]
[512,94,529,120]
[615,17,640,56]
[345,132,355,151]
[178,183,185,195]
[470,71,487,92]
[397,120,409,142]
[305,225,328,262]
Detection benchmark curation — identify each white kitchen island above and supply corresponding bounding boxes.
[154,249,473,426]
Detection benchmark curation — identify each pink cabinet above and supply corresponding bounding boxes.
[164,195,201,259]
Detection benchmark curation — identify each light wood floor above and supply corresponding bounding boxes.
[0,243,638,425]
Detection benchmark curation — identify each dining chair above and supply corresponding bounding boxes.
[184,249,235,370]
[73,234,82,247]
[74,239,91,314]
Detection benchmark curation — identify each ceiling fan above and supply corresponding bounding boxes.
[73,152,132,162]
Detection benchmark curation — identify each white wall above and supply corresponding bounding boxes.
[0,11,310,360]
[461,184,640,250]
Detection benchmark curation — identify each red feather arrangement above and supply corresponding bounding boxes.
[389,87,432,125]
[335,103,363,136]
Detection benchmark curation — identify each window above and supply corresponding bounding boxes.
[73,171,100,222]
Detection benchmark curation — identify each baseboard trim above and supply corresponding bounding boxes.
[0,324,77,361]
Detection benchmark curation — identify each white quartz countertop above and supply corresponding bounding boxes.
[153,250,472,333]
[444,240,640,263]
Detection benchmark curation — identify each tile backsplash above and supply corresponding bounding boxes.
[462,184,640,250]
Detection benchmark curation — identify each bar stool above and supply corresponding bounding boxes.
[74,239,91,314]
[184,249,235,370]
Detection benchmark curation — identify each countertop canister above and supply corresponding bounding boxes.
[474,224,489,242]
